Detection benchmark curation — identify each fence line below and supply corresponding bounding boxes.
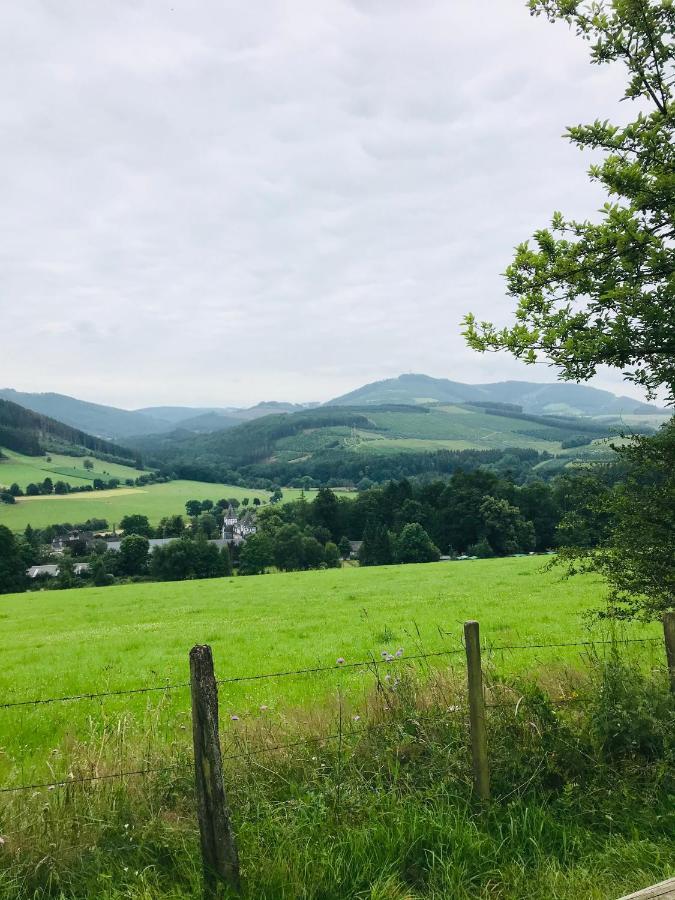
[0,705,472,796]
[0,680,191,710]
[0,647,467,710]
[0,636,660,711]
[0,762,190,795]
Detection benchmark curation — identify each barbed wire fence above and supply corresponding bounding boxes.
[0,615,672,895]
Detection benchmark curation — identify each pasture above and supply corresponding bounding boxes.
[0,464,317,530]
[0,448,143,490]
[0,556,660,785]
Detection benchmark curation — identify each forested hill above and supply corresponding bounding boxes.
[133,402,622,488]
[329,374,664,417]
[0,398,136,462]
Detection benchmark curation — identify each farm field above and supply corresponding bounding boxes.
[0,448,143,490]
[270,404,589,460]
[0,556,660,785]
[0,472,318,530]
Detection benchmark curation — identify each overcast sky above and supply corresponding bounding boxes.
[0,0,650,409]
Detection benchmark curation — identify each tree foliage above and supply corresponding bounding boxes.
[558,419,674,619]
[464,0,675,402]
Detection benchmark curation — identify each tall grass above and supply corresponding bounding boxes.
[0,653,673,899]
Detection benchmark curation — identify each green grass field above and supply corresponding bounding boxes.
[0,449,320,529]
[0,448,143,490]
[0,556,660,784]
[0,558,670,900]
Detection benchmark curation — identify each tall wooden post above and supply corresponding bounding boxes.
[464,620,490,801]
[190,645,241,897]
[664,611,675,695]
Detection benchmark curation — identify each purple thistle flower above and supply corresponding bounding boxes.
[230,714,239,721]
[395,647,404,658]
[336,657,345,665]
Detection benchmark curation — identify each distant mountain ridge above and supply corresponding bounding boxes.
[1,376,666,444]
[328,374,665,418]
[0,390,319,440]
[0,397,135,461]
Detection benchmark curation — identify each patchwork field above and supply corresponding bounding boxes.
[0,556,660,785]
[0,449,144,490]
[0,451,320,529]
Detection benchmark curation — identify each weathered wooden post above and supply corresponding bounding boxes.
[189,644,241,898]
[464,620,490,801]
[664,611,675,695]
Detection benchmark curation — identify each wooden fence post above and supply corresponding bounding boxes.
[464,620,490,801]
[664,611,675,694]
[189,644,241,898]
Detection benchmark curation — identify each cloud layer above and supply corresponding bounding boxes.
[0,0,641,407]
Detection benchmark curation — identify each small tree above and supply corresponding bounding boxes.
[393,523,440,564]
[238,533,273,575]
[0,525,26,593]
[338,536,352,559]
[83,459,94,471]
[301,536,324,570]
[185,500,202,519]
[324,541,341,568]
[118,534,150,576]
[273,524,305,571]
[119,514,153,537]
[9,483,22,497]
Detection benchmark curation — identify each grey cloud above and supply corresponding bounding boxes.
[0,0,651,407]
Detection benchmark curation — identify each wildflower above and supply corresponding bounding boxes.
[260,705,268,712]
[395,648,404,658]
[124,824,129,830]
[381,651,388,658]
[353,715,360,722]
[386,654,394,662]
[336,657,345,665]
[385,673,392,682]
[230,714,239,721]
[447,705,460,713]
[0,837,5,846]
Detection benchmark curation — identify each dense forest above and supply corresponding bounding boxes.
[0,398,136,462]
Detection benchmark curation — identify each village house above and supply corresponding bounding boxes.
[51,530,96,554]
[221,506,257,546]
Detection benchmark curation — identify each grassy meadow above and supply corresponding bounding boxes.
[0,556,662,785]
[0,448,143,490]
[0,557,671,900]
[0,449,319,529]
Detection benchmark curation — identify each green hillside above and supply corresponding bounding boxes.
[138,402,617,486]
[330,373,665,417]
[0,449,143,492]
[0,397,136,462]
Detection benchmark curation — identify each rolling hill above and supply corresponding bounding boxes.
[3,378,665,444]
[133,401,624,487]
[329,374,665,418]
[0,389,319,440]
[0,389,173,440]
[0,397,136,462]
